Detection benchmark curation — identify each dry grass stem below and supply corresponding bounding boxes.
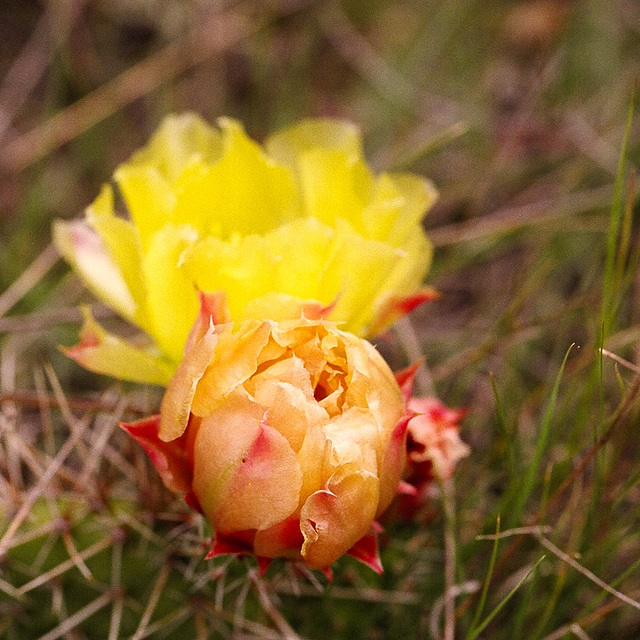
[536,535,640,613]
[0,244,60,318]
[318,1,415,108]
[476,526,553,541]
[428,186,616,247]
[0,0,315,173]
[428,581,480,640]
[108,540,124,640]
[600,348,640,374]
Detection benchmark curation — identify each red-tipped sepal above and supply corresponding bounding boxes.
[394,361,421,403]
[119,415,192,495]
[346,527,383,575]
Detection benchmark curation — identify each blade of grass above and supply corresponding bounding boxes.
[465,516,501,640]
[600,83,636,337]
[466,556,546,640]
[509,344,574,526]
[489,373,516,479]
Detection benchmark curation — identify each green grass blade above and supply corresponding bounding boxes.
[601,83,636,336]
[509,344,574,526]
[466,556,546,640]
[489,373,516,478]
[465,516,501,640]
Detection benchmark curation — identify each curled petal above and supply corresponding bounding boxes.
[300,469,379,570]
[190,321,272,417]
[120,415,192,494]
[160,297,220,442]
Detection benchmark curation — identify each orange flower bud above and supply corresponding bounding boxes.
[122,294,411,573]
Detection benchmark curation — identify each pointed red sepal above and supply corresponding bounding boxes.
[347,530,383,575]
[320,566,334,583]
[257,556,272,577]
[184,290,229,352]
[205,531,255,560]
[394,361,421,403]
[185,490,203,514]
[301,297,337,321]
[392,287,440,315]
[370,287,440,335]
[119,415,192,495]
[198,290,231,325]
[397,480,419,496]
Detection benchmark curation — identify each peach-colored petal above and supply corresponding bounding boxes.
[300,467,379,569]
[251,356,330,451]
[159,315,219,442]
[253,517,304,560]
[193,395,302,532]
[190,321,272,416]
[376,413,411,516]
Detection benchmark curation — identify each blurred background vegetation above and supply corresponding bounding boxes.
[1,0,640,638]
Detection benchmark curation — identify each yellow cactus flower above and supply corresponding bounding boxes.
[121,296,412,573]
[54,114,436,384]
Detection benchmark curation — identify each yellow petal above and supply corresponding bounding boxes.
[383,172,438,247]
[174,118,298,239]
[183,234,278,321]
[320,220,403,334]
[61,308,173,386]
[53,220,137,321]
[266,118,363,169]
[128,112,223,183]
[85,184,148,328]
[363,230,433,336]
[296,148,373,231]
[115,165,176,252]
[265,218,336,302]
[142,224,200,364]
